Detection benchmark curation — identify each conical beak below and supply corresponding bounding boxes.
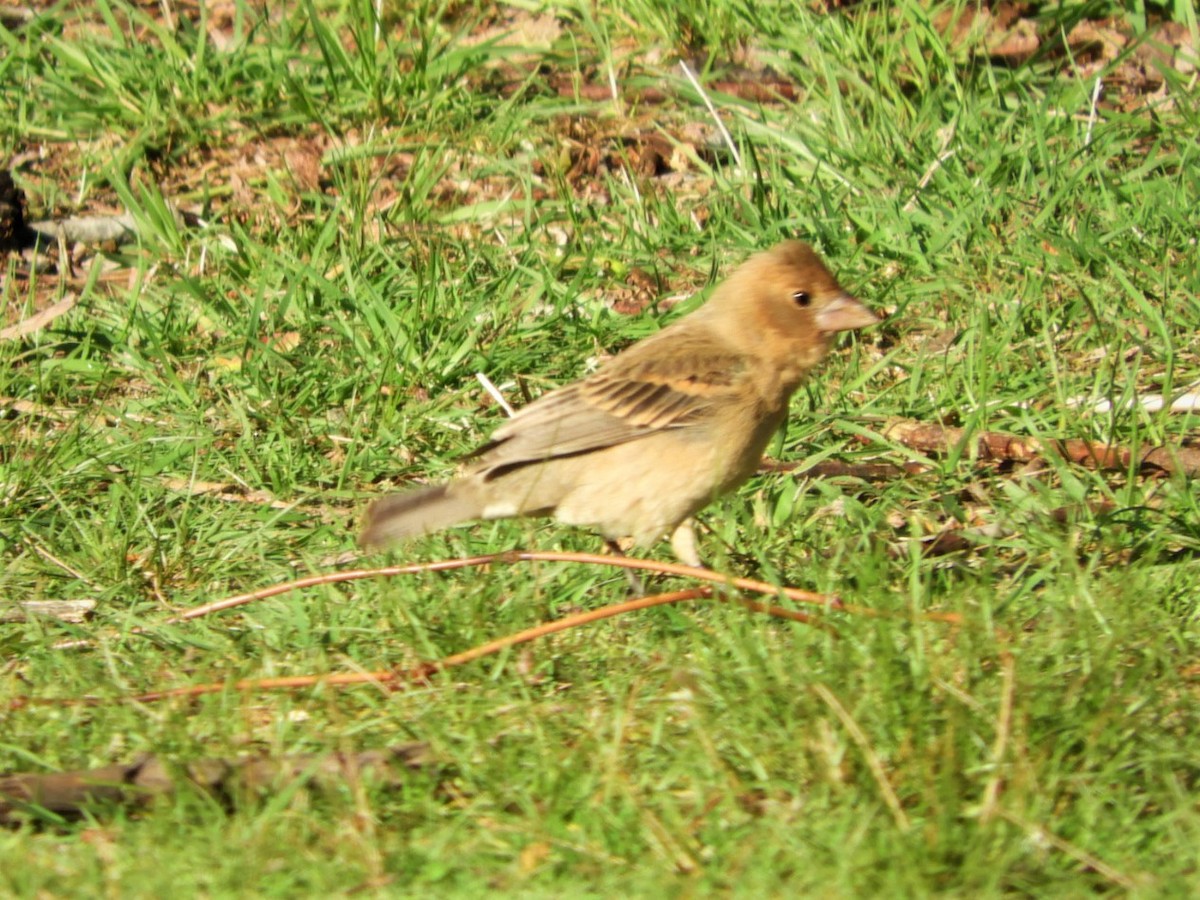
[815,293,877,334]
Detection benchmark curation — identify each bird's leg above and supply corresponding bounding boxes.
[671,518,740,601]
[669,519,704,569]
[604,539,646,596]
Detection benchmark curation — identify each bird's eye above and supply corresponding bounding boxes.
[792,291,811,307]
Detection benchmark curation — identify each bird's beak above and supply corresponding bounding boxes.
[815,293,877,333]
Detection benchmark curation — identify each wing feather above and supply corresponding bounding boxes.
[472,334,749,480]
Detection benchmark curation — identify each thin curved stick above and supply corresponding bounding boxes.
[165,550,959,626]
[138,587,831,703]
[13,587,836,709]
[46,550,959,654]
[31,588,709,706]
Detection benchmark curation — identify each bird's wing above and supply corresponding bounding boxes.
[470,335,749,479]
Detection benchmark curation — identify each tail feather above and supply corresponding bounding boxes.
[359,482,480,548]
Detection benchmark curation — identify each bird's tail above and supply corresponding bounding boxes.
[358,483,480,548]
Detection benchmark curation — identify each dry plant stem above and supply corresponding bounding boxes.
[161,550,958,632]
[978,651,1016,823]
[408,588,723,679]
[53,589,712,706]
[995,809,1137,890]
[19,589,833,710]
[812,683,911,832]
[678,61,742,169]
[165,551,844,624]
[46,550,959,653]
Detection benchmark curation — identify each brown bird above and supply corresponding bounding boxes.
[359,241,876,566]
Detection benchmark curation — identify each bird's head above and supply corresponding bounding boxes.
[705,240,876,371]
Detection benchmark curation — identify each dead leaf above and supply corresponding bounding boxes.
[989,18,1039,63]
[0,294,78,341]
[518,841,552,874]
[263,331,302,354]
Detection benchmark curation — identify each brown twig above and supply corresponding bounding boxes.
[101,588,840,705]
[158,550,965,626]
[18,552,961,708]
[877,419,1200,478]
[14,550,964,709]
[45,550,960,654]
[23,588,712,706]
[162,551,840,624]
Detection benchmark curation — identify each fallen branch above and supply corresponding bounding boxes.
[877,419,1200,478]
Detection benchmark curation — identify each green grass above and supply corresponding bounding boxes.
[2,0,1199,894]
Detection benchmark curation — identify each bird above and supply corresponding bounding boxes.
[359,240,876,567]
